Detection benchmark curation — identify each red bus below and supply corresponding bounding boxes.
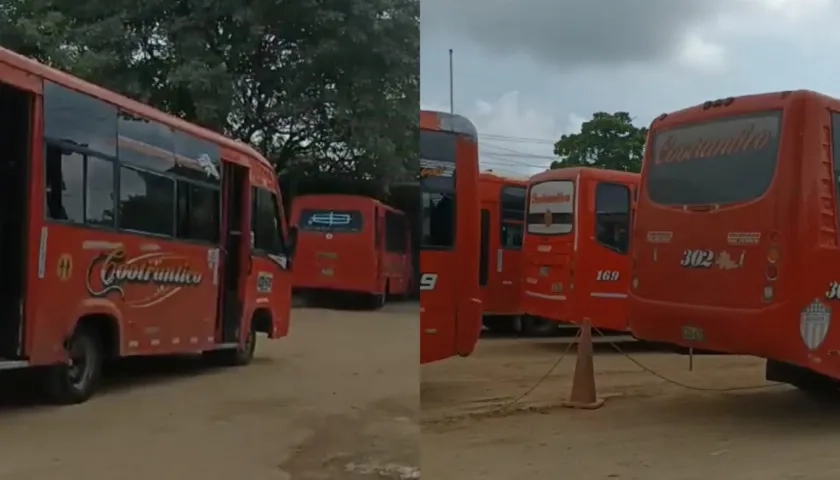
[0,47,296,403]
[290,194,412,308]
[522,167,639,332]
[478,173,527,332]
[420,110,482,364]
[629,91,840,390]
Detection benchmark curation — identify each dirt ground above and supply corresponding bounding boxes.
[421,335,840,480]
[0,303,419,480]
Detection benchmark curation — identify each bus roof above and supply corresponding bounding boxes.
[528,167,639,184]
[420,110,477,137]
[650,90,826,131]
[480,171,527,185]
[0,46,273,171]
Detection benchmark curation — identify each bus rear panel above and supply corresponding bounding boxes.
[420,110,482,364]
[523,168,637,332]
[629,91,811,367]
[291,194,411,306]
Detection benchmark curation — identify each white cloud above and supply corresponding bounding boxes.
[423,91,583,177]
[676,32,727,73]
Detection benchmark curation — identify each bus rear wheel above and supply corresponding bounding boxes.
[368,281,388,310]
[206,328,257,366]
[44,326,104,405]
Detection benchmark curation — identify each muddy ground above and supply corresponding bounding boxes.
[422,335,840,480]
[0,303,419,480]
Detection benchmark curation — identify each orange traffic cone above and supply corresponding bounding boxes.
[562,318,604,410]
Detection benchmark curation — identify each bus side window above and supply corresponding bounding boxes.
[479,209,490,286]
[252,187,285,255]
[500,185,525,250]
[832,113,840,234]
[595,182,631,254]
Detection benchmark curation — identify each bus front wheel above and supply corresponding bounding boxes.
[44,326,104,404]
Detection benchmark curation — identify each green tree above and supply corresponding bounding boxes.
[550,112,648,172]
[0,0,418,185]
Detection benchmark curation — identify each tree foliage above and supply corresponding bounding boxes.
[550,112,647,172]
[0,0,419,185]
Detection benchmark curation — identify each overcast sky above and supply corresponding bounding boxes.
[420,0,840,176]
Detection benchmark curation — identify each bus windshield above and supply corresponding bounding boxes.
[647,111,782,206]
[526,180,574,235]
[420,129,456,248]
[299,209,363,233]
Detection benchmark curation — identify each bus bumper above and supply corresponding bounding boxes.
[628,296,790,359]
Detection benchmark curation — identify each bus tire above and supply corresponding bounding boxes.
[44,326,104,405]
[522,316,556,337]
[207,327,257,367]
[369,281,388,310]
[765,359,838,395]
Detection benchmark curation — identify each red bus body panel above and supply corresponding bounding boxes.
[0,46,292,366]
[480,173,525,316]
[290,194,412,296]
[628,91,840,376]
[522,167,638,332]
[420,110,482,364]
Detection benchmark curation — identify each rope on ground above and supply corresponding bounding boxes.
[495,328,581,412]
[592,326,782,392]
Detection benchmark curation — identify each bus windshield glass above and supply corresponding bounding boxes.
[647,111,782,206]
[527,180,574,235]
[299,209,363,233]
[420,129,456,248]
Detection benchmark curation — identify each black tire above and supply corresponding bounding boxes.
[369,282,387,310]
[482,316,517,335]
[206,327,257,367]
[521,316,556,337]
[44,326,104,405]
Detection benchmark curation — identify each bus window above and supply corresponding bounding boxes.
[479,209,489,286]
[595,183,631,254]
[647,112,781,206]
[527,180,574,235]
[299,209,363,233]
[501,223,523,249]
[500,185,525,249]
[385,210,408,254]
[420,130,456,248]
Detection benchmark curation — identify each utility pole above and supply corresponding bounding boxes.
[448,48,454,114]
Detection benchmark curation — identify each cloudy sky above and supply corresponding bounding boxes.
[420,0,839,176]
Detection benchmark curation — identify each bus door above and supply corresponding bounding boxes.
[523,179,575,316]
[218,162,250,344]
[585,180,633,330]
[498,185,526,313]
[0,76,34,359]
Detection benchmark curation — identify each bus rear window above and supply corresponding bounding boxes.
[647,111,782,206]
[527,180,574,235]
[420,129,457,248]
[299,209,363,233]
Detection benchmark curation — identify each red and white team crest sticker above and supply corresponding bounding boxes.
[800,299,831,351]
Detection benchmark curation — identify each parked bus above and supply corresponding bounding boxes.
[290,194,412,308]
[0,47,296,404]
[628,91,840,390]
[420,110,482,364]
[478,173,528,333]
[522,167,638,332]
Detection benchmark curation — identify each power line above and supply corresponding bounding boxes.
[479,133,556,144]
